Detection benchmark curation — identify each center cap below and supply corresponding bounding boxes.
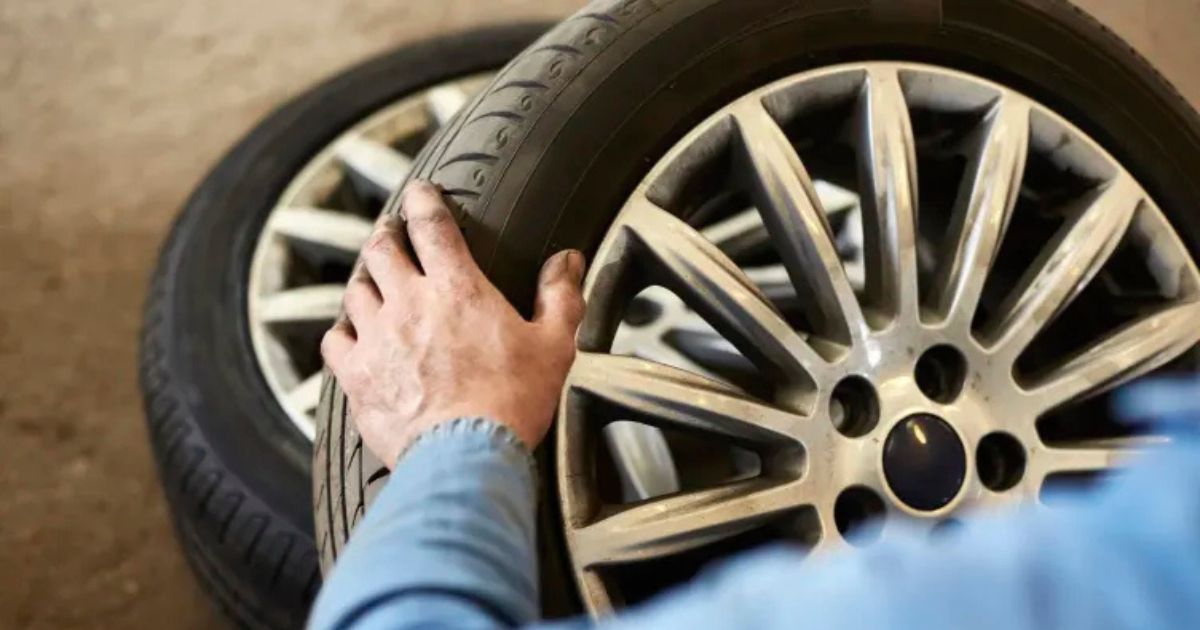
[883,414,966,511]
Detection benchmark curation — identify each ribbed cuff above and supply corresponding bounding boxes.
[397,416,536,475]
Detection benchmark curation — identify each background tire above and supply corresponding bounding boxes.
[315,0,1200,616]
[139,24,548,629]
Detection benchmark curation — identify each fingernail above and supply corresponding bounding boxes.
[399,180,428,209]
[565,250,586,283]
[406,179,439,196]
[542,250,569,282]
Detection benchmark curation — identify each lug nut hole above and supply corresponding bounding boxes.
[834,486,885,546]
[914,344,968,403]
[829,376,880,437]
[976,432,1026,491]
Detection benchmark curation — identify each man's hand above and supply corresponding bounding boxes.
[320,181,586,467]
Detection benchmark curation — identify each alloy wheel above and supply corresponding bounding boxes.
[558,62,1200,612]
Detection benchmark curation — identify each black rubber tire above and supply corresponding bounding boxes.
[138,24,550,630]
[314,0,1200,616]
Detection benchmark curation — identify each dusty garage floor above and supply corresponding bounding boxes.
[0,1,1197,628]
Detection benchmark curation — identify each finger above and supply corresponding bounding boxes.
[343,276,382,327]
[361,216,418,300]
[400,180,476,277]
[533,249,586,337]
[320,319,355,377]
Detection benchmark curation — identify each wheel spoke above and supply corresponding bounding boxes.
[286,372,325,414]
[426,84,470,127]
[570,481,798,568]
[984,175,1142,356]
[731,103,865,344]
[257,285,344,324]
[856,67,920,320]
[930,96,1030,326]
[1037,437,1154,477]
[696,182,857,262]
[1028,301,1200,410]
[271,207,374,255]
[569,352,804,447]
[621,197,825,385]
[333,135,413,198]
[699,208,770,260]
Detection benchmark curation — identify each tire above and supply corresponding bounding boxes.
[315,0,1200,616]
[139,24,550,629]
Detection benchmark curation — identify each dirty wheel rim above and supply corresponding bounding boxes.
[558,62,1200,613]
[247,75,492,440]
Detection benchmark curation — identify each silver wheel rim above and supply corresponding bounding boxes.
[559,62,1200,613]
[247,74,492,440]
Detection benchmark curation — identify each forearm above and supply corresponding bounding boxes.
[310,417,541,630]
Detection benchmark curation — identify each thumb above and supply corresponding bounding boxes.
[533,249,586,336]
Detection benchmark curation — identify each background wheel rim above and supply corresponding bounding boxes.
[559,61,1200,613]
[246,74,493,440]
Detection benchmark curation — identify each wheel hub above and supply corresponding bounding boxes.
[883,414,966,511]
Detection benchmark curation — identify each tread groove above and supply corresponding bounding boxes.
[532,44,584,56]
[269,535,296,587]
[492,79,550,92]
[437,152,500,169]
[575,12,620,24]
[366,466,391,485]
[468,110,526,124]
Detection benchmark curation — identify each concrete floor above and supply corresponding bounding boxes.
[0,1,1196,628]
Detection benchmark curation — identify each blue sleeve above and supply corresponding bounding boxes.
[309,417,545,630]
[313,379,1200,630]
[596,434,1200,630]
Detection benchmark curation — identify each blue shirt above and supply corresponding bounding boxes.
[311,379,1200,629]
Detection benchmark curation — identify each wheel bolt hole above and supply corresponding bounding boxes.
[976,432,1026,491]
[622,295,663,327]
[829,376,879,437]
[834,486,885,546]
[914,345,968,403]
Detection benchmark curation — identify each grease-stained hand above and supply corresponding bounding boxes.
[320,181,586,467]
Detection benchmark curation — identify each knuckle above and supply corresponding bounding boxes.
[546,290,585,325]
[410,211,452,231]
[346,278,374,301]
[563,289,585,315]
[445,274,481,299]
[320,330,342,360]
[363,231,397,256]
[342,282,362,303]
